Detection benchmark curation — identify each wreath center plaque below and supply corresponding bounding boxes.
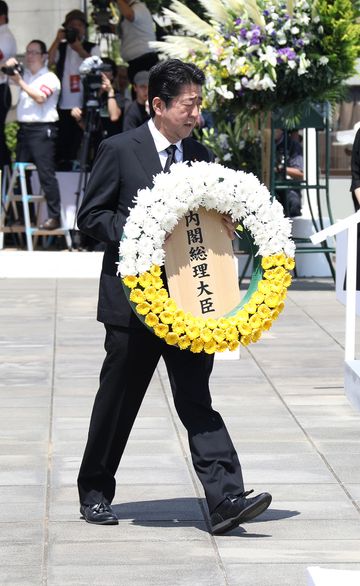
[164,207,241,319]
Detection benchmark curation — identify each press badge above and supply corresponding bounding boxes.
[70,74,81,93]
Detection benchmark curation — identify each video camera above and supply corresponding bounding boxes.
[79,56,112,106]
[1,63,24,77]
[91,0,114,34]
[64,27,80,44]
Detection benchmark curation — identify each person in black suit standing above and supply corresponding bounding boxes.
[350,126,360,289]
[76,59,271,535]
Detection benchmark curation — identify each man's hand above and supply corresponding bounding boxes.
[222,214,237,240]
[354,187,360,206]
[55,29,66,44]
[101,73,112,94]
[9,70,21,85]
[69,38,85,55]
[5,58,21,85]
[5,57,17,68]
[71,107,83,122]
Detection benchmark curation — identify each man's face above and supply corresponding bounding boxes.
[153,83,203,143]
[25,42,45,73]
[135,83,148,105]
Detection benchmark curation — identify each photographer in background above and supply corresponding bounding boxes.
[123,69,149,131]
[0,0,17,172]
[48,9,100,170]
[117,0,158,83]
[274,128,304,218]
[71,57,122,154]
[6,40,62,230]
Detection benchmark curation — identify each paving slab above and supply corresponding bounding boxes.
[1,276,360,586]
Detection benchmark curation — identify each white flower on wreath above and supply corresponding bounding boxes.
[118,162,295,277]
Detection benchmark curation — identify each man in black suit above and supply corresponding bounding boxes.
[77,59,271,535]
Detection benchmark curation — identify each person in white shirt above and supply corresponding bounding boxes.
[6,40,62,230]
[0,0,17,171]
[117,0,158,83]
[48,10,100,169]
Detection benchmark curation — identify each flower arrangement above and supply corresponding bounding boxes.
[197,115,262,175]
[118,161,295,353]
[152,0,360,116]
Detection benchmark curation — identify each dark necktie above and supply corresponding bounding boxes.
[163,144,177,173]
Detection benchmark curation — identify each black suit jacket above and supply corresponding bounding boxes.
[77,122,214,326]
[351,128,360,211]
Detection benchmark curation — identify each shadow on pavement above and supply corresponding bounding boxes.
[112,498,300,537]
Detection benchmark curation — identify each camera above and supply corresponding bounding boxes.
[79,56,112,106]
[91,0,114,34]
[64,27,79,44]
[1,63,24,76]
[80,56,112,87]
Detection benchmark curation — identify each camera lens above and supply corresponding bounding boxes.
[65,28,78,44]
[1,65,18,76]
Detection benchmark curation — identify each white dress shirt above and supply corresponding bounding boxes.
[17,67,60,123]
[147,118,183,168]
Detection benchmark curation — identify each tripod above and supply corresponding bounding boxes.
[72,92,101,249]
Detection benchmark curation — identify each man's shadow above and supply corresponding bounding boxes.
[112,498,300,537]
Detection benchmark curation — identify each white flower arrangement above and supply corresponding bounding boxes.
[151,0,360,116]
[118,161,295,277]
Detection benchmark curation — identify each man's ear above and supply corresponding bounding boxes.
[152,96,163,116]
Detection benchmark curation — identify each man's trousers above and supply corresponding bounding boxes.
[77,323,245,513]
[0,83,11,171]
[16,122,61,219]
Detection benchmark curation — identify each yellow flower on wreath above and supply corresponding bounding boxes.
[130,288,145,303]
[122,251,295,353]
[165,332,179,346]
[145,312,159,327]
[154,323,168,338]
[136,302,151,315]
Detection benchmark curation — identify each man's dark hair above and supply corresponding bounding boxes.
[148,59,205,118]
[29,40,47,55]
[0,0,8,23]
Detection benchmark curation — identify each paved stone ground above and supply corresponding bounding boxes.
[1,277,360,585]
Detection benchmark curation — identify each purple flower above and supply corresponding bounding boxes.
[240,28,248,39]
[250,35,261,45]
[277,47,297,64]
[234,18,242,26]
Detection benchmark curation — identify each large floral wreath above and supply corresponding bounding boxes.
[118,161,295,354]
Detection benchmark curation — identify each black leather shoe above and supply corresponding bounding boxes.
[210,490,272,535]
[39,217,60,230]
[80,502,119,525]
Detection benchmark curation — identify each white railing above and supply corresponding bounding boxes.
[311,210,360,410]
[311,210,360,361]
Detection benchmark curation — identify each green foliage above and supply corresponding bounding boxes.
[4,122,19,163]
[196,115,262,178]
[313,0,360,81]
